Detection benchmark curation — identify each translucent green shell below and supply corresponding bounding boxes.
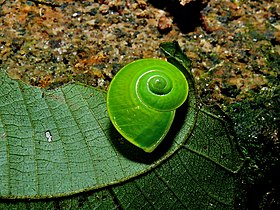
[107,58,189,152]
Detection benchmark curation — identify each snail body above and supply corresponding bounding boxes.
[107,58,188,152]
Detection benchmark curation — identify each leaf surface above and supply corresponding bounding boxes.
[0,66,196,198]
[0,42,244,209]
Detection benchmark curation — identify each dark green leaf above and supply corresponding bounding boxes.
[0,42,244,209]
[0,68,196,198]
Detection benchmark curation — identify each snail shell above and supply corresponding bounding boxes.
[107,58,189,153]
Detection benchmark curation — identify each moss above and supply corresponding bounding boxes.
[225,85,280,209]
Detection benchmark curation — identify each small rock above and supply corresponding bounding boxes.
[99,4,109,14]
[157,15,172,33]
[180,0,193,6]
[136,0,147,9]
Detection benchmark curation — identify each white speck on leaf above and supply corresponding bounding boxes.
[45,130,53,142]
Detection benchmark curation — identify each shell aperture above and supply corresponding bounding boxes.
[107,58,189,153]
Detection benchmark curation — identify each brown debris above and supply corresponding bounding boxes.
[158,15,173,33]
[0,0,278,103]
[179,0,194,6]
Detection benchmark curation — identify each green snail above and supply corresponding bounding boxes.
[107,58,189,153]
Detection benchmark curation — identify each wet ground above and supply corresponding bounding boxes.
[0,0,278,103]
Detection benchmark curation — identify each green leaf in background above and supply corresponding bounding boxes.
[0,42,244,209]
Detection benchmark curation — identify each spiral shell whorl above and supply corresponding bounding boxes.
[136,63,188,111]
[148,74,172,95]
